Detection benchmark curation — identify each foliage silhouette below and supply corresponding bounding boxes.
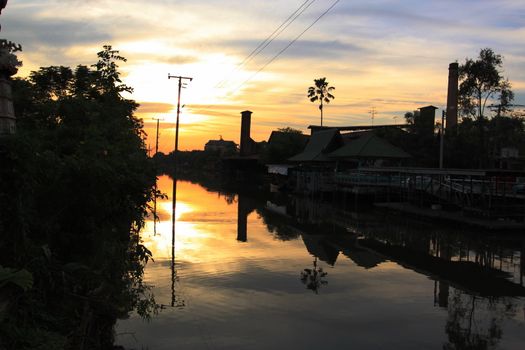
[261,127,308,164]
[459,48,514,121]
[0,46,157,349]
[307,77,335,126]
[457,48,516,167]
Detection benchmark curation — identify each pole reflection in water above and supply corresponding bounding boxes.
[116,178,525,349]
[153,181,158,236]
[170,177,184,308]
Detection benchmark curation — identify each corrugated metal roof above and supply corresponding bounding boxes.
[329,132,410,159]
[289,129,341,162]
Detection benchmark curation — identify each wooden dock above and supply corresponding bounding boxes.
[375,202,525,231]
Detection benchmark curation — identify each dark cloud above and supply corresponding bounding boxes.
[3,16,110,50]
[216,38,367,61]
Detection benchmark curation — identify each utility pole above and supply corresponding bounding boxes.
[152,116,164,155]
[151,117,163,236]
[168,74,193,178]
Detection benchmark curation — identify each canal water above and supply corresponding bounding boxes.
[116,175,525,349]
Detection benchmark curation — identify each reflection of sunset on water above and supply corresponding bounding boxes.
[142,177,313,268]
[142,178,220,260]
[116,176,525,350]
[142,176,419,270]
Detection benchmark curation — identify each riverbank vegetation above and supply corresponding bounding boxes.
[0,46,157,349]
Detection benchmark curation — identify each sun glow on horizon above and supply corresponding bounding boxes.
[6,1,525,152]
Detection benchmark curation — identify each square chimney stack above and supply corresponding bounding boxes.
[240,110,253,156]
[446,62,459,131]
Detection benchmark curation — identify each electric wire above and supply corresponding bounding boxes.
[190,0,340,116]
[215,0,315,89]
[238,0,316,68]
[230,0,340,95]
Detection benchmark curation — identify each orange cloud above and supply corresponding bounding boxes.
[137,102,174,114]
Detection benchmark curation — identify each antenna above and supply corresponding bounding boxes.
[369,107,377,126]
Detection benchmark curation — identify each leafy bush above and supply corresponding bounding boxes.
[0,46,157,349]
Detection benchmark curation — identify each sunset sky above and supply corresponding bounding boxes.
[4,0,525,152]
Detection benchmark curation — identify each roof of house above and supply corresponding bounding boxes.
[205,139,237,147]
[329,132,411,159]
[418,105,438,110]
[341,248,386,269]
[301,234,339,266]
[288,128,342,162]
[308,124,410,133]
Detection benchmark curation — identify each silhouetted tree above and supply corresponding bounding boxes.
[459,48,514,121]
[453,48,516,168]
[277,127,302,134]
[261,127,308,164]
[307,77,335,126]
[1,45,157,349]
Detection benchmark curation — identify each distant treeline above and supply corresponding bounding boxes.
[377,113,525,169]
[153,149,223,177]
[0,46,157,349]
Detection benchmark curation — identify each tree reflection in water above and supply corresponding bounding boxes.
[164,179,525,348]
[256,191,525,346]
[300,257,328,294]
[443,290,519,350]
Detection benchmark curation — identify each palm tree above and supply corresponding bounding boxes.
[307,77,335,126]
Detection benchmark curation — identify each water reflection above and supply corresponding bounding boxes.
[443,291,513,350]
[265,194,525,292]
[259,193,525,350]
[117,176,525,350]
[237,194,253,242]
[170,177,184,308]
[300,257,328,294]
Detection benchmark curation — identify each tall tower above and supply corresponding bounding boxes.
[240,110,252,156]
[446,62,459,131]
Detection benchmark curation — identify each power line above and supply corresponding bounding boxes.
[230,0,340,96]
[186,0,340,116]
[215,0,315,89]
[189,1,317,115]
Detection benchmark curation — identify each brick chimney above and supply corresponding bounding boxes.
[240,110,252,156]
[446,62,459,131]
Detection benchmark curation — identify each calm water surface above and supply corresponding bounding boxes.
[117,175,525,349]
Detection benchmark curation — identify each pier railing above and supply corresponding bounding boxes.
[333,167,525,220]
